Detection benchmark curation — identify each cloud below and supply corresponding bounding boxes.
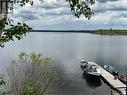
[119,13,127,18]
[97,0,119,3]
[44,7,71,16]
[38,0,69,11]
[12,0,71,20]
[92,0,127,13]
[10,0,127,30]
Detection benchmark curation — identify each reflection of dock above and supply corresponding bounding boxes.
[100,67,126,95]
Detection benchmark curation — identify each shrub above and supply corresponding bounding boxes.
[7,52,57,95]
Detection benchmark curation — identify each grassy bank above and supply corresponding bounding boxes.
[94,29,127,35]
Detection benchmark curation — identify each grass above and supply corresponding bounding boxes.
[94,29,127,35]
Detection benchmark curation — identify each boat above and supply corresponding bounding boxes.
[81,60,101,77]
[118,74,127,84]
[104,64,127,84]
[104,64,116,75]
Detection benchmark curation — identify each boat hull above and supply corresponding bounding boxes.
[118,76,127,84]
[87,72,101,77]
[83,71,101,79]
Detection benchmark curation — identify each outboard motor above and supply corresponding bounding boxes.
[113,70,119,76]
[81,59,88,69]
[81,59,87,64]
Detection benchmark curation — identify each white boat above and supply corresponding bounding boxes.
[81,60,101,77]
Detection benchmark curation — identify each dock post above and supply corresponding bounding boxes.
[126,71,127,95]
[111,89,113,95]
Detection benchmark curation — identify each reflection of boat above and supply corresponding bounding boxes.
[104,64,127,84]
[81,60,101,77]
[82,72,102,88]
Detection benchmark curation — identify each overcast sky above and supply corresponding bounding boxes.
[12,0,127,30]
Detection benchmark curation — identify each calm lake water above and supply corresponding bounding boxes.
[0,32,127,95]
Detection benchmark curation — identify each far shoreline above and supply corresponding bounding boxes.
[30,30,96,33]
[94,29,127,35]
[30,29,127,35]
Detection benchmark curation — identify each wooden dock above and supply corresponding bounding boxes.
[100,66,126,95]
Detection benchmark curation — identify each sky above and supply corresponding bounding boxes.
[11,0,127,30]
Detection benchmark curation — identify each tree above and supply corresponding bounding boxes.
[0,0,32,47]
[66,0,95,18]
[0,0,95,47]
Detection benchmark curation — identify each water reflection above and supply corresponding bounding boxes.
[0,32,127,95]
[82,72,102,88]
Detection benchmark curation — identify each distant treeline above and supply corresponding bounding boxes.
[30,29,127,35]
[94,29,127,35]
[30,30,95,33]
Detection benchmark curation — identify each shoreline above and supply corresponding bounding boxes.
[30,29,127,35]
[30,30,95,33]
[94,29,127,35]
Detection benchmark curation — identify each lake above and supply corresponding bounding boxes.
[0,32,127,95]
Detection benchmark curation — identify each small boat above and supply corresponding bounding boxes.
[104,64,117,75]
[118,74,127,84]
[81,60,101,77]
[104,64,127,84]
